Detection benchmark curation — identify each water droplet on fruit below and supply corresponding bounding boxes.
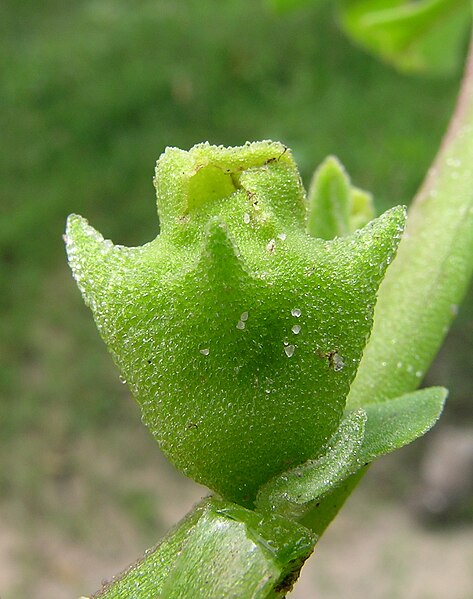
[292,324,301,334]
[236,320,246,330]
[240,311,249,321]
[284,345,295,357]
[200,348,210,356]
[291,308,301,317]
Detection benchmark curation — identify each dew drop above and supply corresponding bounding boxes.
[236,320,246,330]
[291,308,301,317]
[243,213,250,224]
[240,311,249,321]
[284,345,295,357]
[119,375,127,384]
[200,348,210,356]
[292,324,301,334]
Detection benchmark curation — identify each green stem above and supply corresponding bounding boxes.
[91,497,316,599]
[347,28,473,408]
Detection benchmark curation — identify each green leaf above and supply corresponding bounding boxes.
[307,155,374,240]
[91,497,316,599]
[66,141,405,506]
[299,468,367,537]
[301,387,447,535]
[255,409,366,518]
[256,387,446,521]
[357,385,447,463]
[339,0,471,74]
[350,186,376,232]
[307,156,351,239]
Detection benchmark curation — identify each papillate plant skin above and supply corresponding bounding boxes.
[66,141,406,506]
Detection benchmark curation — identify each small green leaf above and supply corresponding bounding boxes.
[255,409,366,519]
[339,0,470,74]
[300,468,367,537]
[307,156,375,240]
[256,387,446,521]
[350,186,375,232]
[301,387,447,535]
[356,385,448,463]
[307,156,351,239]
[92,497,316,599]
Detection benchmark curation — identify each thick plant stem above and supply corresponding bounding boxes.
[347,29,473,408]
[91,497,316,599]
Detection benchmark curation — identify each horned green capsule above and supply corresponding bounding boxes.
[65,141,405,506]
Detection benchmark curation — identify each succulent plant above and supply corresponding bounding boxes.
[65,141,436,507]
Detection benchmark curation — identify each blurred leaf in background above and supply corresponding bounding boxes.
[269,0,471,74]
[339,0,471,74]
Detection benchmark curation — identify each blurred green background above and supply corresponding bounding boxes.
[1,1,472,597]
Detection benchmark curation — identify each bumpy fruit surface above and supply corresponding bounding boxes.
[66,141,405,505]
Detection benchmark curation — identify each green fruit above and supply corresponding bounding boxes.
[66,141,405,506]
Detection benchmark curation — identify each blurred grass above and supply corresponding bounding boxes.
[1,1,472,590]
